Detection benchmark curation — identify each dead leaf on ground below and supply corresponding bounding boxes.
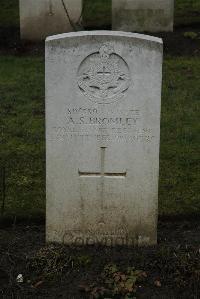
[32,280,44,288]
[154,280,162,287]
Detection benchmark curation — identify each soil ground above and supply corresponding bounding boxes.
[0,220,200,299]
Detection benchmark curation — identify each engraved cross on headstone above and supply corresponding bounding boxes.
[79,147,126,210]
[97,67,111,77]
[79,147,127,178]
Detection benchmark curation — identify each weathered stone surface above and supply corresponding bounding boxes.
[112,0,174,32]
[19,0,82,41]
[46,31,163,246]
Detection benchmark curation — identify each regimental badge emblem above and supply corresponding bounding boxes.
[77,45,131,104]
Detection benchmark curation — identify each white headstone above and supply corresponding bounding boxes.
[46,31,163,246]
[112,0,174,32]
[19,0,82,41]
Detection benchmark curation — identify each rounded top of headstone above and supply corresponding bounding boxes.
[45,30,163,45]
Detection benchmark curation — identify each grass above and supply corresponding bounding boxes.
[0,55,45,217]
[175,0,200,26]
[0,54,199,218]
[0,0,19,28]
[0,0,200,29]
[160,56,200,216]
[83,0,111,29]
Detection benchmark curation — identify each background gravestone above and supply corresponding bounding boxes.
[19,0,82,41]
[112,0,174,32]
[46,31,163,246]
